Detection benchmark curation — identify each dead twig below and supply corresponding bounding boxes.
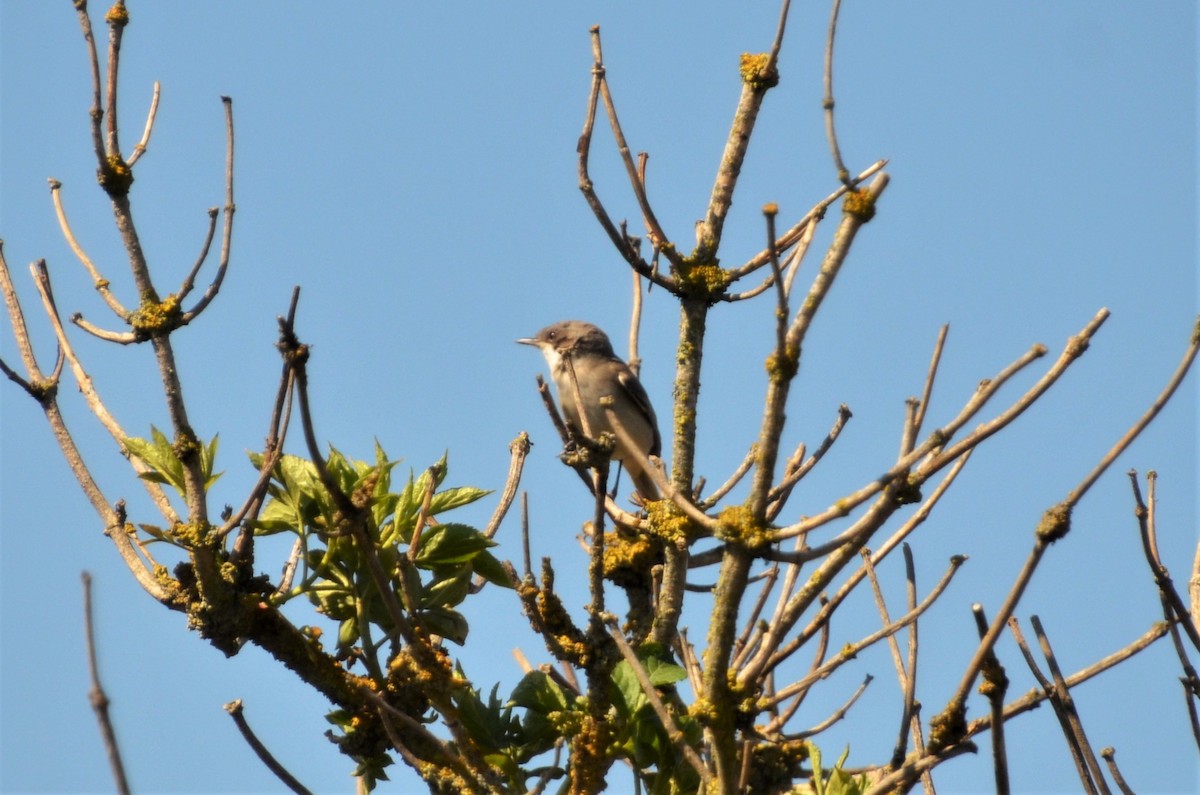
[223,700,314,795]
[82,572,131,795]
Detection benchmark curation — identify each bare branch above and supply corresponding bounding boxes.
[483,432,531,539]
[822,0,851,184]
[694,3,789,254]
[766,402,851,521]
[0,243,53,384]
[1099,748,1136,795]
[74,1,106,164]
[725,158,886,285]
[971,604,1009,795]
[1061,313,1200,508]
[125,80,160,167]
[947,313,1199,722]
[49,180,129,317]
[968,621,1169,737]
[1011,616,1108,794]
[700,442,758,509]
[759,554,965,707]
[223,700,314,795]
[576,27,673,286]
[71,313,137,343]
[590,29,678,268]
[103,1,127,155]
[177,207,220,302]
[182,97,237,322]
[82,572,130,795]
[788,674,871,740]
[912,324,949,443]
[1130,470,1200,654]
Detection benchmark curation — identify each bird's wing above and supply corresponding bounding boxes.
[617,365,662,457]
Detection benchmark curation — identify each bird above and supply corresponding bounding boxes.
[518,320,661,501]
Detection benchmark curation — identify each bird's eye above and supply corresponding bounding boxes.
[547,331,556,340]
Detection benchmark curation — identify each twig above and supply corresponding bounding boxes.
[970,620,1169,737]
[1130,471,1200,654]
[178,208,220,302]
[14,258,168,596]
[863,545,922,773]
[0,243,56,387]
[1007,617,1096,792]
[224,364,295,542]
[223,700,313,795]
[1061,314,1199,509]
[406,468,438,563]
[483,432,531,540]
[901,547,935,794]
[182,97,236,322]
[912,324,949,443]
[1128,472,1200,752]
[971,604,1009,795]
[750,173,888,535]
[1030,616,1110,794]
[590,30,678,268]
[286,319,418,647]
[103,1,126,155]
[74,0,106,165]
[822,0,851,184]
[948,311,1198,713]
[576,27,673,285]
[725,159,887,284]
[700,442,758,509]
[694,0,789,252]
[760,555,965,708]
[48,179,128,317]
[628,269,645,375]
[789,674,872,739]
[764,203,789,355]
[766,403,851,520]
[71,314,136,343]
[125,80,160,167]
[1099,748,1136,795]
[82,572,130,795]
[520,492,532,578]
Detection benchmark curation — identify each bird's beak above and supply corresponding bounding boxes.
[516,337,537,347]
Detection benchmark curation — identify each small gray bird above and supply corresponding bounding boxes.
[518,321,661,501]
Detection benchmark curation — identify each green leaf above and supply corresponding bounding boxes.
[643,656,687,687]
[510,671,572,716]
[421,567,472,609]
[125,429,185,496]
[252,496,302,534]
[337,617,359,649]
[201,433,223,490]
[428,485,492,515]
[277,454,321,496]
[611,652,687,718]
[414,523,495,567]
[419,606,469,644]
[137,523,175,545]
[454,684,514,754]
[612,660,648,717]
[470,549,513,588]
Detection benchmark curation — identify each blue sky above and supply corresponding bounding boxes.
[1,2,1196,793]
